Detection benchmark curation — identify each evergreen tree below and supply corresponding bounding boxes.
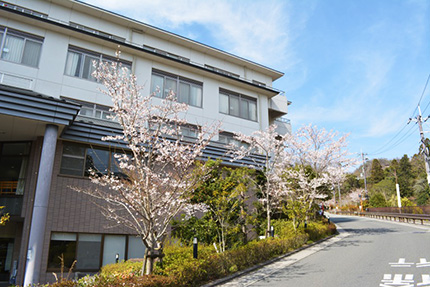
[372,178,395,201]
[410,154,426,179]
[369,192,387,207]
[343,173,361,193]
[190,160,254,251]
[414,178,430,206]
[398,155,413,198]
[370,159,384,184]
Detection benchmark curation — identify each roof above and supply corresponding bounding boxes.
[0,84,80,125]
[61,0,285,81]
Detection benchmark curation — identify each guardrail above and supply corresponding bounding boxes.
[333,211,430,226]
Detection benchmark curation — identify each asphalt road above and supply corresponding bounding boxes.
[218,214,430,287]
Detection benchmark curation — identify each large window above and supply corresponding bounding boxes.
[0,27,43,67]
[219,89,257,121]
[150,70,203,107]
[60,143,124,177]
[48,232,145,271]
[64,46,131,82]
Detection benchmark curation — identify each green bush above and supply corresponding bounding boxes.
[42,220,335,287]
[272,219,301,238]
[76,273,176,287]
[155,234,309,286]
[100,260,143,276]
[272,218,336,242]
[304,221,336,242]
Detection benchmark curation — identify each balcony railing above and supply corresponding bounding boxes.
[274,117,292,135]
[0,181,18,195]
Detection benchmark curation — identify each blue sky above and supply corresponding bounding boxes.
[83,0,430,163]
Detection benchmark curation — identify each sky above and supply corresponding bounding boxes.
[82,0,430,164]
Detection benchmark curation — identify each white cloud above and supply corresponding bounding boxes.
[82,0,298,68]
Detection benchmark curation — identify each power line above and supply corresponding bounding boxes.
[367,73,430,157]
[418,73,430,111]
[368,123,410,155]
[368,123,418,156]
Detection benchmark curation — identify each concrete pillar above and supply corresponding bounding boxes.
[23,124,58,286]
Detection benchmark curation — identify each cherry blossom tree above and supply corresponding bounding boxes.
[231,124,290,237]
[283,124,355,223]
[347,188,365,205]
[73,62,218,275]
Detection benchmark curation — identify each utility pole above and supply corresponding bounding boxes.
[409,105,430,187]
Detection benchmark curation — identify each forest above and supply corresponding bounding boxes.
[338,153,430,209]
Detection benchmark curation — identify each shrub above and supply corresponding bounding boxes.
[304,221,336,242]
[42,220,335,287]
[271,219,298,238]
[100,260,143,276]
[76,273,176,287]
[156,234,309,286]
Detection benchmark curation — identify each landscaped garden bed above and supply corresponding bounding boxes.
[39,219,335,287]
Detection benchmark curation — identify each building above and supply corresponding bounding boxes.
[0,0,291,285]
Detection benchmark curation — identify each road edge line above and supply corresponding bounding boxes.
[202,230,342,287]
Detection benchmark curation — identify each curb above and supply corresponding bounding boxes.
[201,231,338,287]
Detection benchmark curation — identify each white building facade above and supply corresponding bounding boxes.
[0,0,291,285]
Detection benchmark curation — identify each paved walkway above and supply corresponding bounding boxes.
[212,225,349,286]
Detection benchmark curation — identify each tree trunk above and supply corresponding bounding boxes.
[266,191,271,238]
[144,246,164,275]
[140,248,149,276]
[239,192,248,244]
[221,225,226,253]
[145,252,154,275]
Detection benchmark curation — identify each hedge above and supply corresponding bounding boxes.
[39,220,336,287]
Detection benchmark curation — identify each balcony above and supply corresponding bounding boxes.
[269,93,290,118]
[0,181,17,195]
[0,181,23,216]
[273,117,292,135]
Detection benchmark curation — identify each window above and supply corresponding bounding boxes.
[85,148,110,176]
[181,125,198,138]
[59,144,86,177]
[76,234,102,270]
[62,97,113,120]
[60,143,123,177]
[47,232,145,271]
[150,70,203,107]
[219,132,249,148]
[0,27,43,67]
[219,89,257,121]
[65,46,131,81]
[47,233,77,269]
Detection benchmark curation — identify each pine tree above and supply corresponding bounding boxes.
[398,155,413,198]
[370,159,384,184]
